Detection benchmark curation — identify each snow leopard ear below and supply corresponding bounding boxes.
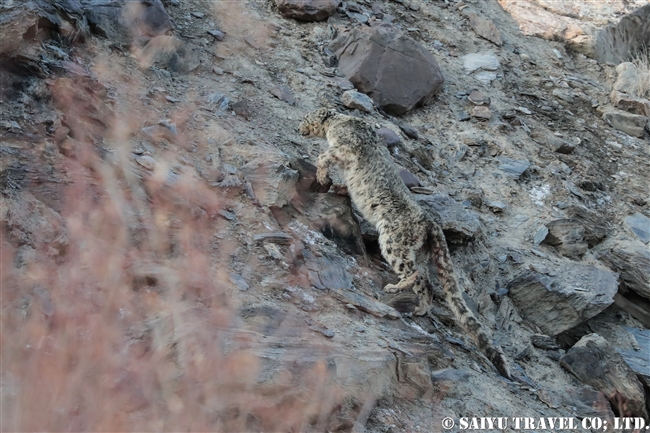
[323,108,338,121]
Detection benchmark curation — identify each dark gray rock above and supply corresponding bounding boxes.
[81,0,172,45]
[229,273,250,291]
[618,327,650,384]
[398,169,419,188]
[507,264,618,336]
[584,316,650,383]
[566,206,608,248]
[309,193,367,257]
[415,194,481,244]
[269,86,295,105]
[303,250,354,290]
[530,334,560,350]
[398,123,419,139]
[598,241,650,299]
[561,386,617,420]
[561,333,648,418]
[533,226,549,245]
[289,158,332,200]
[207,29,225,41]
[376,128,400,148]
[595,4,650,64]
[275,0,340,21]
[542,219,588,259]
[624,212,650,244]
[329,24,444,116]
[496,156,530,179]
[332,288,400,319]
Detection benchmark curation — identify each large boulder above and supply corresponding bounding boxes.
[275,0,340,22]
[598,241,650,299]
[80,0,172,45]
[507,264,618,336]
[329,24,444,116]
[561,334,648,419]
[497,0,646,55]
[595,4,650,64]
[602,108,648,138]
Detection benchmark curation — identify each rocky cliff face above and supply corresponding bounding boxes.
[1,0,649,431]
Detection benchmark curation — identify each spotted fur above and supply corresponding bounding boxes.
[300,108,510,379]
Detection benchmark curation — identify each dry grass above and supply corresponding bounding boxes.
[0,48,341,432]
[631,47,650,99]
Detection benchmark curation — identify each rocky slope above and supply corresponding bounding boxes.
[1,0,649,431]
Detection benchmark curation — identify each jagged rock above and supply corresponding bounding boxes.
[561,334,648,418]
[240,155,299,208]
[329,24,444,115]
[341,90,374,113]
[275,0,340,21]
[269,85,295,105]
[290,158,331,196]
[0,0,172,57]
[233,99,250,119]
[0,2,81,59]
[533,226,549,245]
[2,192,68,256]
[624,212,650,244]
[465,12,502,46]
[507,265,618,336]
[598,241,650,299]
[542,219,588,259]
[398,123,418,139]
[415,194,480,244]
[496,156,530,179]
[530,131,575,154]
[308,193,367,256]
[583,317,650,384]
[134,35,200,74]
[566,206,608,248]
[530,334,560,350]
[253,232,293,245]
[303,249,354,290]
[471,106,491,120]
[496,1,588,51]
[207,29,225,41]
[81,0,172,44]
[332,289,400,319]
[610,90,650,117]
[595,4,650,64]
[602,108,648,138]
[376,127,400,148]
[614,293,650,328]
[618,327,650,384]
